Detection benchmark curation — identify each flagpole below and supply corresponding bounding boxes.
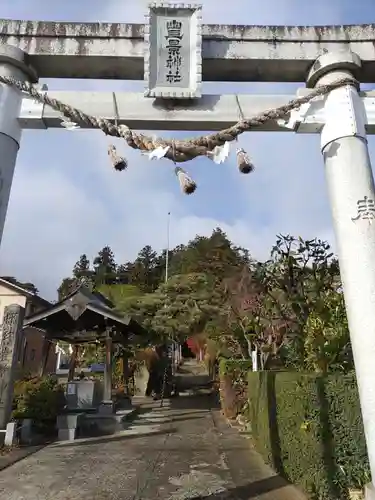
[165,211,177,376]
[165,211,170,283]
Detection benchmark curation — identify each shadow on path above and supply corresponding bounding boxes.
[50,427,175,448]
[188,475,296,499]
[316,377,341,499]
[266,372,285,476]
[169,392,220,411]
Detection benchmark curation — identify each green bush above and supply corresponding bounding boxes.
[219,358,253,377]
[247,371,370,500]
[12,376,67,433]
[219,359,252,418]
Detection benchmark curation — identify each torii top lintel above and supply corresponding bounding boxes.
[1,19,375,83]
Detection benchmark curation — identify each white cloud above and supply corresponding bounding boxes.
[0,0,371,299]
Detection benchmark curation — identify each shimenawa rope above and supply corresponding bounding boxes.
[0,75,357,164]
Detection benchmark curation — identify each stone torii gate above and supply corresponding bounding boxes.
[2,5,375,495]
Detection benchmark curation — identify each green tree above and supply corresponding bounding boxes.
[72,254,92,280]
[117,262,133,284]
[208,265,289,366]
[99,284,143,310]
[93,246,117,285]
[57,277,76,300]
[210,235,345,370]
[256,235,343,369]
[53,230,350,374]
[169,228,249,281]
[120,273,222,342]
[303,289,351,373]
[131,245,159,292]
[153,249,172,284]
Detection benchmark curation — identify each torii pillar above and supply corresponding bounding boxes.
[309,51,375,497]
[0,44,37,246]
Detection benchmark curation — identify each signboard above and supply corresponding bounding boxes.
[144,3,202,99]
[90,363,105,373]
[67,383,76,395]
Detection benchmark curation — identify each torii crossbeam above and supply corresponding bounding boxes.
[1,11,375,497]
[16,88,375,133]
[1,19,375,82]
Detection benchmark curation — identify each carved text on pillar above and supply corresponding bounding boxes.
[351,196,375,224]
[0,304,24,429]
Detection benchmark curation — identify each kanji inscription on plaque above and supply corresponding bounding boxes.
[144,3,202,98]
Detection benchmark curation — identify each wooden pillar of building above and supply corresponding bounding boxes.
[39,337,52,377]
[103,332,113,402]
[122,351,130,396]
[67,345,79,382]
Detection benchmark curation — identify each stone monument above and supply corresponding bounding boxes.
[0,304,25,430]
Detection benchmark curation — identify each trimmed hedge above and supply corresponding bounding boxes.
[247,371,370,500]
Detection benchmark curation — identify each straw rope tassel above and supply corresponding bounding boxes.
[175,167,197,194]
[236,147,255,174]
[108,144,128,171]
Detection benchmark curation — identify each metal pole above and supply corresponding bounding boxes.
[308,52,375,496]
[0,45,37,247]
[165,211,170,283]
[165,211,176,376]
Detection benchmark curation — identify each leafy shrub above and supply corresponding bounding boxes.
[219,358,253,377]
[247,371,370,500]
[12,376,66,433]
[219,359,252,418]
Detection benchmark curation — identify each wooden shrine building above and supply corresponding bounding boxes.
[23,283,146,409]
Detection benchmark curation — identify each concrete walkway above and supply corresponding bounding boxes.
[0,392,306,500]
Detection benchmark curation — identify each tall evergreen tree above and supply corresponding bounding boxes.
[117,262,133,284]
[93,246,117,285]
[117,246,161,291]
[153,249,171,284]
[133,245,158,291]
[169,228,249,281]
[72,254,92,280]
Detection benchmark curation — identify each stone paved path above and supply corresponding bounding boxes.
[0,393,306,500]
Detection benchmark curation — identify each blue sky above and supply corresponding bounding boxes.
[0,0,374,300]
